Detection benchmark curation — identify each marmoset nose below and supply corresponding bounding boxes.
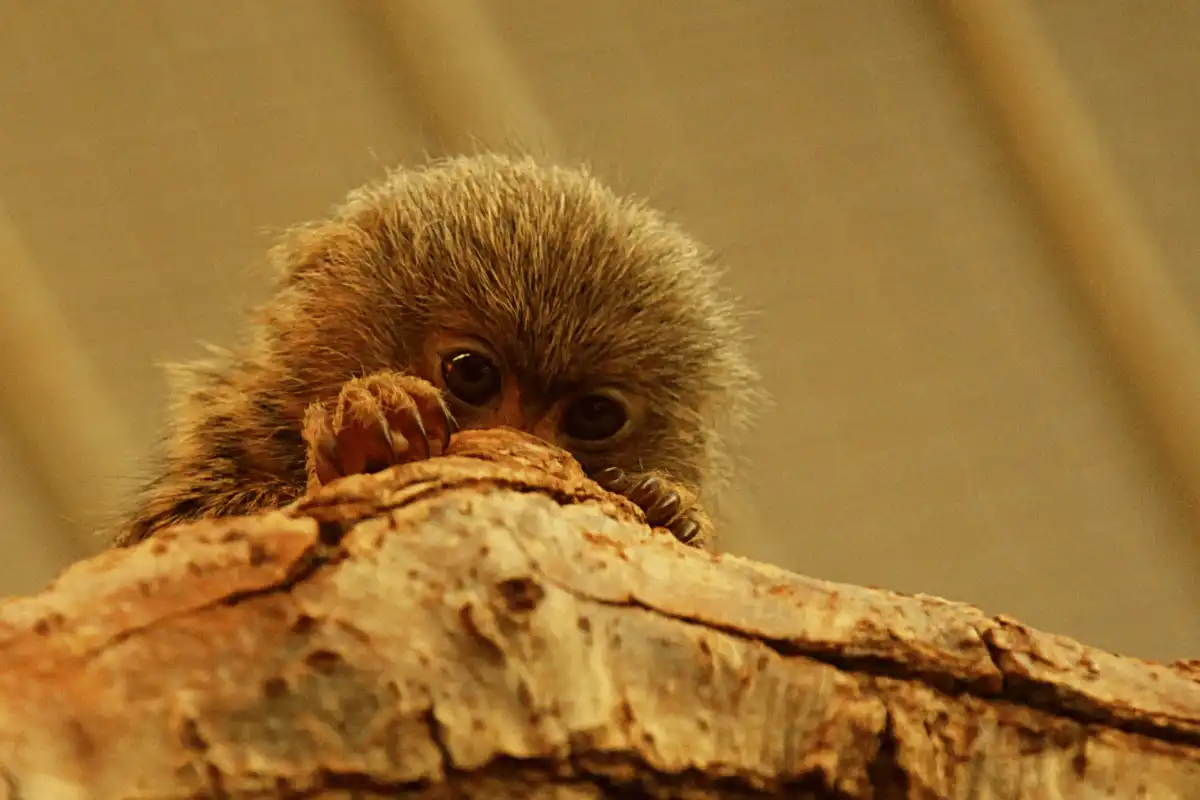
[477,388,561,448]
[489,386,527,430]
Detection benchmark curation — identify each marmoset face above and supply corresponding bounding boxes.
[273,153,756,488]
[409,327,659,478]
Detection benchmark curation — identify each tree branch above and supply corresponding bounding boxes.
[0,428,1196,798]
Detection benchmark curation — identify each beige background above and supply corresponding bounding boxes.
[0,0,1196,660]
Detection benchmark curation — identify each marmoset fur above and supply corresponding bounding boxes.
[114,153,759,549]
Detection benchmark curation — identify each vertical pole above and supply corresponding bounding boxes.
[932,0,1200,535]
[0,202,137,554]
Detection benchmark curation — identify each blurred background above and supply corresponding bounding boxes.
[0,1,1197,659]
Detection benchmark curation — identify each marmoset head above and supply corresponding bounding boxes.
[261,153,759,493]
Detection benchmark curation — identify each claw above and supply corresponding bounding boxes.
[356,409,403,474]
[439,403,456,452]
[645,491,682,525]
[409,411,431,459]
[374,409,399,461]
[630,475,665,507]
[593,466,627,489]
[672,517,700,545]
[588,466,703,546]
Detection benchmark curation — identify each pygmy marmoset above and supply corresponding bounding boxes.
[114,153,759,549]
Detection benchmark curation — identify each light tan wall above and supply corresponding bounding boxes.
[0,0,1195,659]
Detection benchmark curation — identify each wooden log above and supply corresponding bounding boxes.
[0,428,1196,799]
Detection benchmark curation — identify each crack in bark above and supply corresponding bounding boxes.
[864,708,908,800]
[70,517,354,670]
[423,707,453,781]
[505,532,1199,751]
[183,759,841,799]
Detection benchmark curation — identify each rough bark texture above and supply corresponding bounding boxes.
[0,428,1196,799]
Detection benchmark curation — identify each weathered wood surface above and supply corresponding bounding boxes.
[0,428,1196,799]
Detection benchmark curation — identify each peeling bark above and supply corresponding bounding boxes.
[0,428,1196,799]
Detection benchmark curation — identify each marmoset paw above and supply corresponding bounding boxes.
[303,371,455,489]
[592,467,711,547]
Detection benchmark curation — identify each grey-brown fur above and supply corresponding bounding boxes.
[114,153,759,547]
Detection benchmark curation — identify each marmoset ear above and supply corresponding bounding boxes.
[267,221,331,286]
[265,171,407,290]
[266,217,382,288]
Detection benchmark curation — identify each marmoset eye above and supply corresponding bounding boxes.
[562,393,630,443]
[441,350,501,407]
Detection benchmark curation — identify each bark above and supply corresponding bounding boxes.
[0,428,1196,799]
